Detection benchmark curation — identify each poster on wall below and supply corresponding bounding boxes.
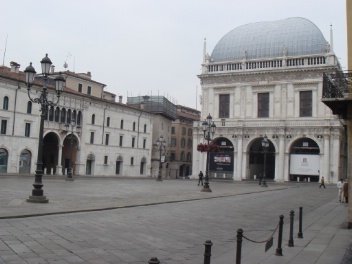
[209,152,234,172]
[290,154,319,175]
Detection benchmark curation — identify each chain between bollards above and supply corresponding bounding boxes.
[288,210,295,247]
[275,215,284,256]
[236,228,243,264]
[148,257,160,264]
[203,240,213,264]
[297,207,303,238]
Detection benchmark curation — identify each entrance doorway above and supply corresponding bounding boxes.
[19,149,31,174]
[249,138,275,180]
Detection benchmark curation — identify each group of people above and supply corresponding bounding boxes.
[337,178,349,203]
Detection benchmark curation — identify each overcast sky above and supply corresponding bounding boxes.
[1,0,347,110]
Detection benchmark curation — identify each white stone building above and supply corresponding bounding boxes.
[0,61,153,177]
[192,17,345,183]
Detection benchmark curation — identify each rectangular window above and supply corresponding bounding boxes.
[171,127,175,134]
[119,135,123,147]
[105,134,109,145]
[143,138,146,149]
[132,137,135,148]
[300,91,312,117]
[171,138,176,147]
[87,86,91,95]
[78,83,83,93]
[1,120,7,135]
[219,94,230,118]
[130,157,134,165]
[104,156,108,165]
[90,132,94,144]
[182,127,186,135]
[25,123,30,137]
[258,93,269,118]
[170,152,175,161]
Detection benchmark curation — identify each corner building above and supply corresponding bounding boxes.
[193,17,345,183]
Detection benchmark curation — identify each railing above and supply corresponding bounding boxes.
[206,56,327,73]
[322,71,352,99]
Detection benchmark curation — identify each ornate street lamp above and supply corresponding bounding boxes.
[261,135,269,187]
[201,113,216,192]
[156,135,166,181]
[24,54,65,203]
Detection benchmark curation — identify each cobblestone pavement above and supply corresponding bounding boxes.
[0,176,351,263]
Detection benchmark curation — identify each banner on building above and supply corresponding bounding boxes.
[209,152,234,172]
[289,154,319,175]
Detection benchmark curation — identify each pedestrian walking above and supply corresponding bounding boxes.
[337,178,344,202]
[343,179,349,203]
[319,176,326,188]
[198,171,204,186]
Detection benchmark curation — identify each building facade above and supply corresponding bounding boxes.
[169,105,200,178]
[0,62,153,177]
[192,17,345,183]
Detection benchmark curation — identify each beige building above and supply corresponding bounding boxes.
[169,105,200,178]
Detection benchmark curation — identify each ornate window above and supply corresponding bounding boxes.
[219,94,230,118]
[258,93,269,118]
[300,91,312,117]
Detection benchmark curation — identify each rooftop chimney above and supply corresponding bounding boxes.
[119,95,123,103]
[51,65,55,73]
[10,61,20,73]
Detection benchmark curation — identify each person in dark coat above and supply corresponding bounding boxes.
[319,176,326,188]
[198,171,204,186]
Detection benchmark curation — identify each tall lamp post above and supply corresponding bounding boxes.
[65,114,81,181]
[156,135,166,181]
[261,135,269,187]
[24,54,65,203]
[201,114,216,192]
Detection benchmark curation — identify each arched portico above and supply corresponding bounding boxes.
[43,132,60,175]
[288,137,320,182]
[247,137,276,180]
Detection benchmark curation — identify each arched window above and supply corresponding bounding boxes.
[72,110,77,123]
[49,107,54,121]
[91,114,95,125]
[44,105,49,120]
[77,111,82,125]
[3,96,8,110]
[133,122,136,131]
[60,108,66,123]
[55,107,60,122]
[107,117,110,127]
[120,119,124,129]
[144,124,147,133]
[180,151,185,162]
[27,101,32,114]
[67,109,71,124]
[187,152,192,162]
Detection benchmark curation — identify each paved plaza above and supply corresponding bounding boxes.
[0,175,351,263]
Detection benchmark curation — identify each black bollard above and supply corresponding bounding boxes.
[148,257,160,264]
[203,240,213,264]
[236,229,243,264]
[275,215,284,256]
[297,207,303,238]
[288,210,294,247]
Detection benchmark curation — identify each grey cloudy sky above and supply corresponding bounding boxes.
[0,0,347,110]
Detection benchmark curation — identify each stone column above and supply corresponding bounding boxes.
[323,134,330,183]
[56,144,63,175]
[347,104,352,228]
[235,135,243,181]
[277,135,285,182]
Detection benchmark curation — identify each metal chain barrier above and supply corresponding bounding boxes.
[242,221,280,244]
